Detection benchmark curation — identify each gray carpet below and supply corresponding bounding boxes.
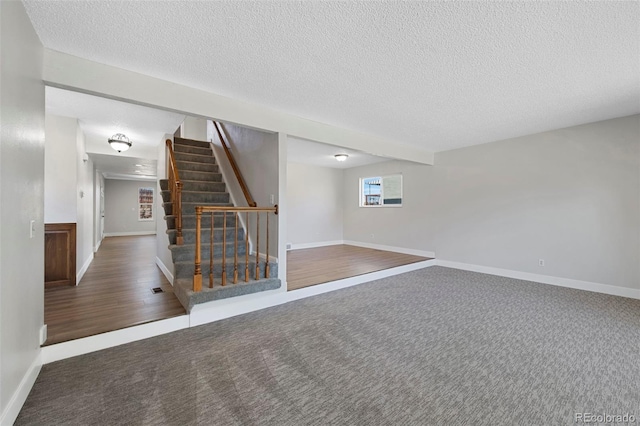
[16,267,640,425]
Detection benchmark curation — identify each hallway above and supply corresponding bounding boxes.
[44,235,185,345]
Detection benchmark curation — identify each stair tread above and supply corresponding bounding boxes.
[162,191,227,196]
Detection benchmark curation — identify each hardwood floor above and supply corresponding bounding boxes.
[44,235,185,345]
[287,244,432,291]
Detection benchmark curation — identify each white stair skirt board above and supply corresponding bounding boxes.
[289,240,345,250]
[436,260,640,301]
[41,315,190,365]
[342,240,436,258]
[0,353,42,426]
[156,256,174,285]
[76,253,94,284]
[103,231,157,237]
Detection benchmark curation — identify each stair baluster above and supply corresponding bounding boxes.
[222,211,227,286]
[209,213,214,288]
[245,212,250,282]
[234,213,239,284]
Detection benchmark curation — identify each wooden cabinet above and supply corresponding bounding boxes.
[45,223,76,288]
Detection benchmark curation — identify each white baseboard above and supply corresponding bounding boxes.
[103,231,156,237]
[41,315,189,364]
[251,251,279,263]
[155,256,174,285]
[0,353,42,426]
[40,325,48,346]
[93,238,102,253]
[289,240,344,250]
[76,253,94,284]
[343,240,436,258]
[436,260,640,300]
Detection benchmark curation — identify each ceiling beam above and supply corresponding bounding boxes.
[43,49,434,165]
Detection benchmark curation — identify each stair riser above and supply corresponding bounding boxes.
[174,137,210,149]
[168,228,245,245]
[174,261,278,280]
[176,161,222,173]
[163,202,233,216]
[170,242,249,262]
[174,144,212,156]
[181,192,230,204]
[165,214,237,229]
[183,181,226,192]
[175,152,216,164]
[179,170,222,181]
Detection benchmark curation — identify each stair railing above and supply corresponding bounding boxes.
[193,205,277,292]
[166,139,184,245]
[212,121,257,207]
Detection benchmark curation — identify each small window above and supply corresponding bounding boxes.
[360,174,402,207]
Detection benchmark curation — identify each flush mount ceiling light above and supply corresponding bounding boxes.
[108,133,132,153]
[334,154,349,162]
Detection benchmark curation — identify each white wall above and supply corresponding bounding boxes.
[76,126,95,280]
[104,179,157,235]
[287,162,344,246]
[156,134,174,283]
[44,114,77,223]
[344,160,435,253]
[212,123,280,260]
[0,1,45,423]
[344,115,640,290]
[182,116,207,141]
[431,115,640,289]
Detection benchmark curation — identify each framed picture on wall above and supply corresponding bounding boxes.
[138,187,154,221]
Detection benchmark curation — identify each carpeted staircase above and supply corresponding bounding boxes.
[160,137,280,312]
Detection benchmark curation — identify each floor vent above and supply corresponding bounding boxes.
[151,287,164,294]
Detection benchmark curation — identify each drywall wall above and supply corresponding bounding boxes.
[344,115,640,290]
[0,1,45,423]
[182,116,207,141]
[76,126,95,280]
[42,50,434,165]
[343,160,436,253]
[214,123,280,260]
[287,162,344,246]
[104,179,157,235]
[431,114,639,290]
[156,134,174,282]
[44,114,77,223]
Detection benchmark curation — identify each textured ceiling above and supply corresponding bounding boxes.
[27,1,640,152]
[287,136,388,169]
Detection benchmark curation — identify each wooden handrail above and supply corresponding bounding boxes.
[165,139,183,245]
[212,121,257,207]
[193,205,277,292]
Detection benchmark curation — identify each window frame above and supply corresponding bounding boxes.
[359,174,403,208]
